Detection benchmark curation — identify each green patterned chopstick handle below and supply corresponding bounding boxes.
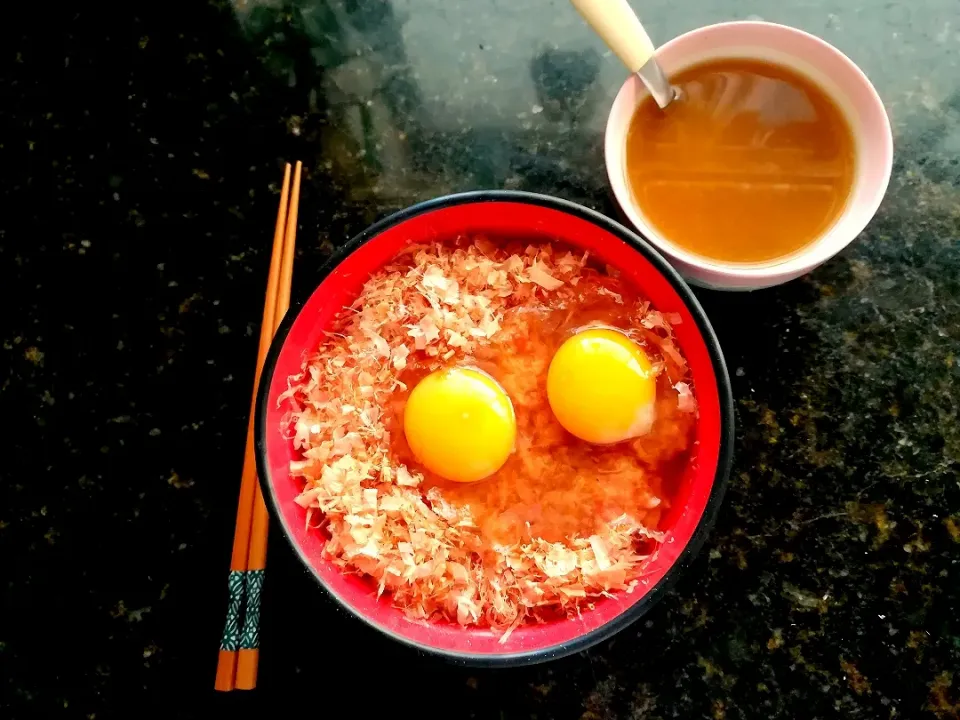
[239,570,265,649]
[219,570,245,651]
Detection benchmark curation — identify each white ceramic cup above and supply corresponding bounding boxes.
[605,21,894,290]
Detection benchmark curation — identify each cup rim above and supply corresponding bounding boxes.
[604,20,894,281]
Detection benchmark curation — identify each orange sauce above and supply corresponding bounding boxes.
[626,58,856,264]
[387,265,696,547]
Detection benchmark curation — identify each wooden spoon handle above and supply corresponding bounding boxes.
[570,0,656,73]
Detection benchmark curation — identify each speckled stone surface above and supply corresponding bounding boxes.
[2,1,958,718]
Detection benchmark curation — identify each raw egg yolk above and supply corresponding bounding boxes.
[547,328,656,444]
[403,367,516,483]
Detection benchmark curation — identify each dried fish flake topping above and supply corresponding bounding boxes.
[283,240,692,631]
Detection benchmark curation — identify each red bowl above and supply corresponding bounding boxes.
[255,191,734,665]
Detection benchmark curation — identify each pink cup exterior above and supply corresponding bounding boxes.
[605,21,894,290]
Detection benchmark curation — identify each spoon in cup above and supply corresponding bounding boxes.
[570,0,680,109]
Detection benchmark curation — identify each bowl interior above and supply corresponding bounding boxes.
[605,21,893,287]
[259,198,727,661]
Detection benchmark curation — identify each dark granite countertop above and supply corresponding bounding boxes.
[3,1,958,718]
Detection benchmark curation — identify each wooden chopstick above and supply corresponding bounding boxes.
[215,162,297,692]
[233,161,302,691]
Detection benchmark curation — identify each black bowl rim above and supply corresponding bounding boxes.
[255,190,734,667]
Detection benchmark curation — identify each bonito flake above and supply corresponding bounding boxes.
[281,240,692,633]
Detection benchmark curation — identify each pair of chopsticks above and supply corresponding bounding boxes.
[215,162,302,692]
